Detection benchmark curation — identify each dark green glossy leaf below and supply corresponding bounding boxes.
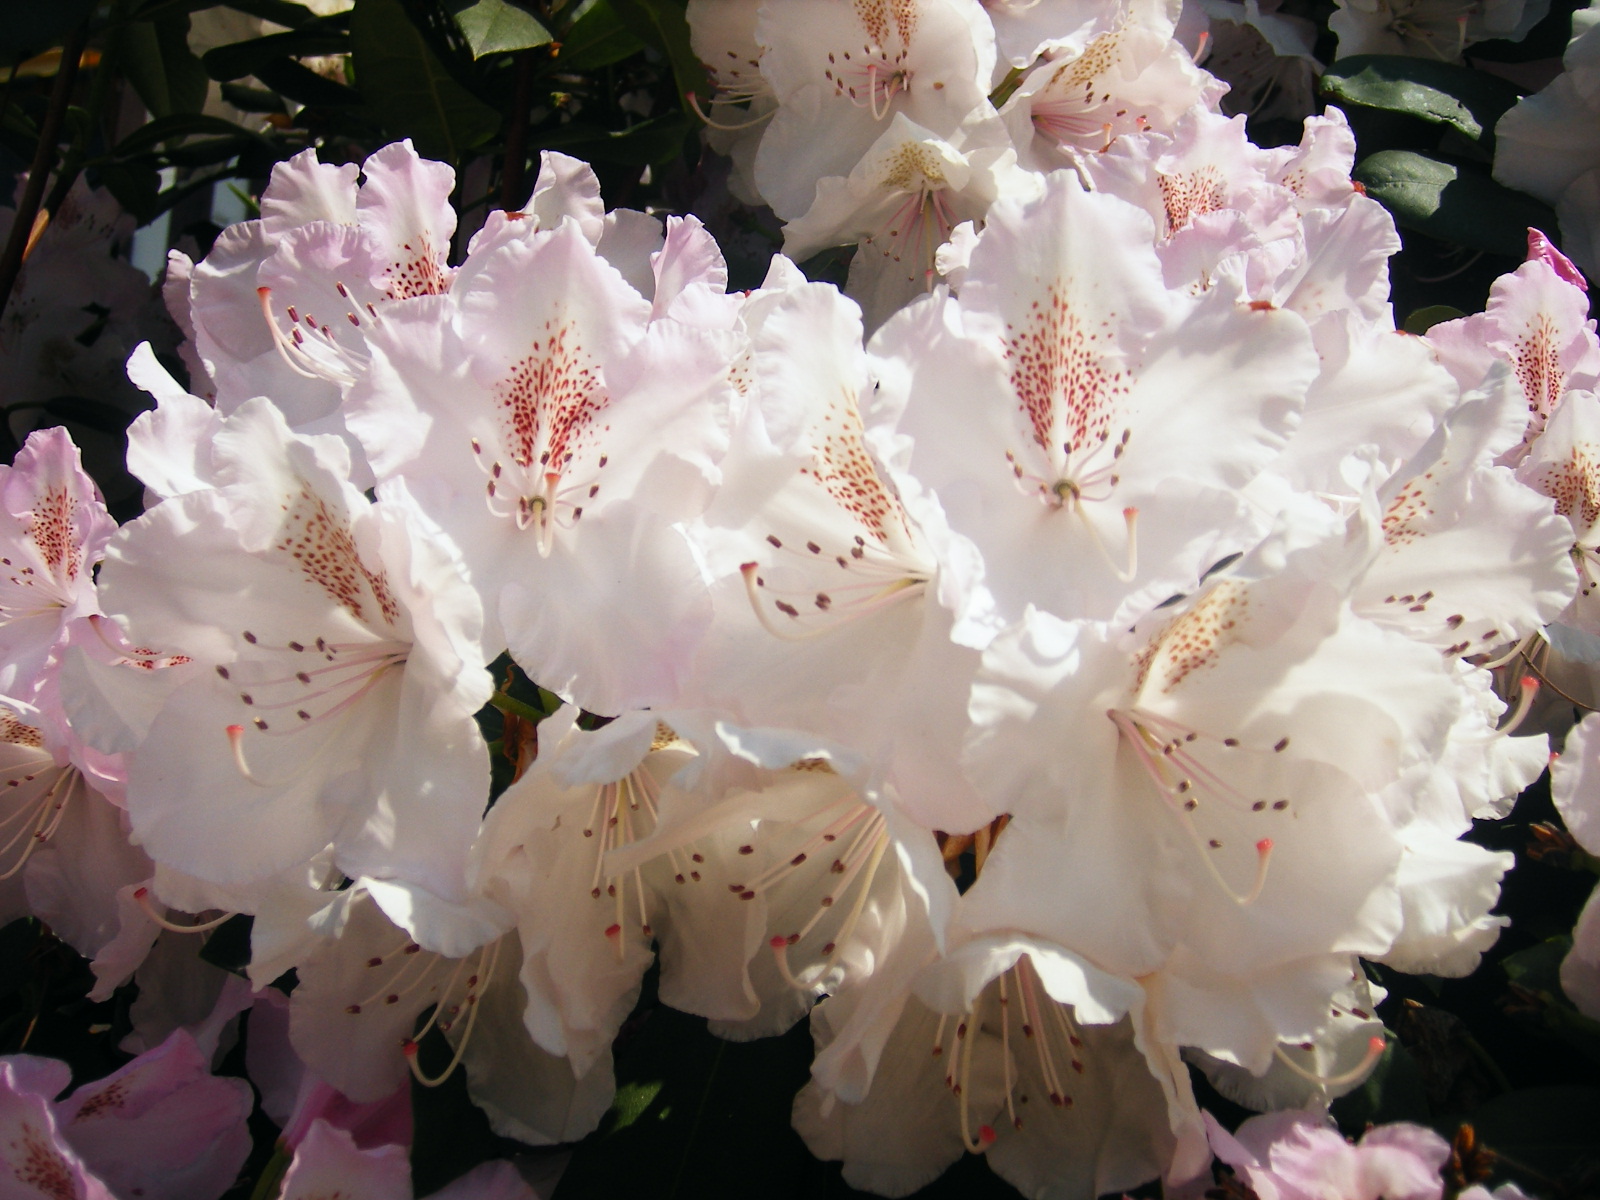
[219,81,289,112]
[1352,150,1559,258]
[605,0,710,111]
[451,0,552,57]
[536,111,690,165]
[201,26,351,81]
[350,0,502,161]
[254,56,362,108]
[118,16,211,118]
[1322,54,1523,145]
[1402,304,1466,333]
[94,161,164,221]
[130,0,321,26]
[553,0,646,71]
[112,111,272,156]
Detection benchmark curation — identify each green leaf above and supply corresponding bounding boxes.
[117,16,212,119]
[450,0,552,57]
[1322,54,1523,145]
[350,0,502,161]
[553,0,646,71]
[254,57,362,108]
[94,161,164,221]
[201,27,351,81]
[129,0,320,24]
[1352,150,1560,258]
[112,112,272,157]
[219,81,289,113]
[1402,304,1466,333]
[535,111,690,165]
[605,0,710,112]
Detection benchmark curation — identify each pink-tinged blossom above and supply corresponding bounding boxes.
[177,142,457,481]
[0,1056,116,1200]
[681,274,989,831]
[962,536,1465,1072]
[873,172,1315,635]
[278,1120,412,1200]
[99,398,492,906]
[1425,248,1600,464]
[998,0,1223,172]
[0,1031,252,1200]
[752,0,999,223]
[0,427,116,701]
[278,1120,543,1200]
[1516,388,1600,631]
[780,111,1039,329]
[1204,1110,1450,1200]
[349,219,734,714]
[983,0,1131,67]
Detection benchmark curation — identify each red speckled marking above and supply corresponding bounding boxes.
[0,712,44,748]
[1514,315,1563,425]
[1533,447,1600,528]
[1382,470,1437,547]
[28,487,81,584]
[384,236,447,300]
[71,1081,128,1120]
[1156,169,1227,237]
[10,1122,77,1200]
[852,0,917,46]
[1135,582,1249,693]
[1004,285,1127,455]
[493,321,609,476]
[276,486,400,626]
[798,390,909,544]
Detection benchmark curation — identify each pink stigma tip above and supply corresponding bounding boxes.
[1256,838,1273,855]
[133,886,148,900]
[604,923,622,939]
[226,724,244,736]
[978,1125,997,1146]
[770,935,788,950]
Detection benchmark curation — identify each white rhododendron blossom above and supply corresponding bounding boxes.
[9,0,1595,1189]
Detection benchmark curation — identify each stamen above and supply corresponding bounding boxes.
[1497,677,1539,736]
[1272,1034,1387,1089]
[685,91,772,131]
[226,725,269,786]
[132,887,235,934]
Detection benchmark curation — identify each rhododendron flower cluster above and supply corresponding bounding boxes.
[4,0,1598,1196]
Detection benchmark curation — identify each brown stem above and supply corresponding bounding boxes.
[0,20,91,322]
[499,47,537,211]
